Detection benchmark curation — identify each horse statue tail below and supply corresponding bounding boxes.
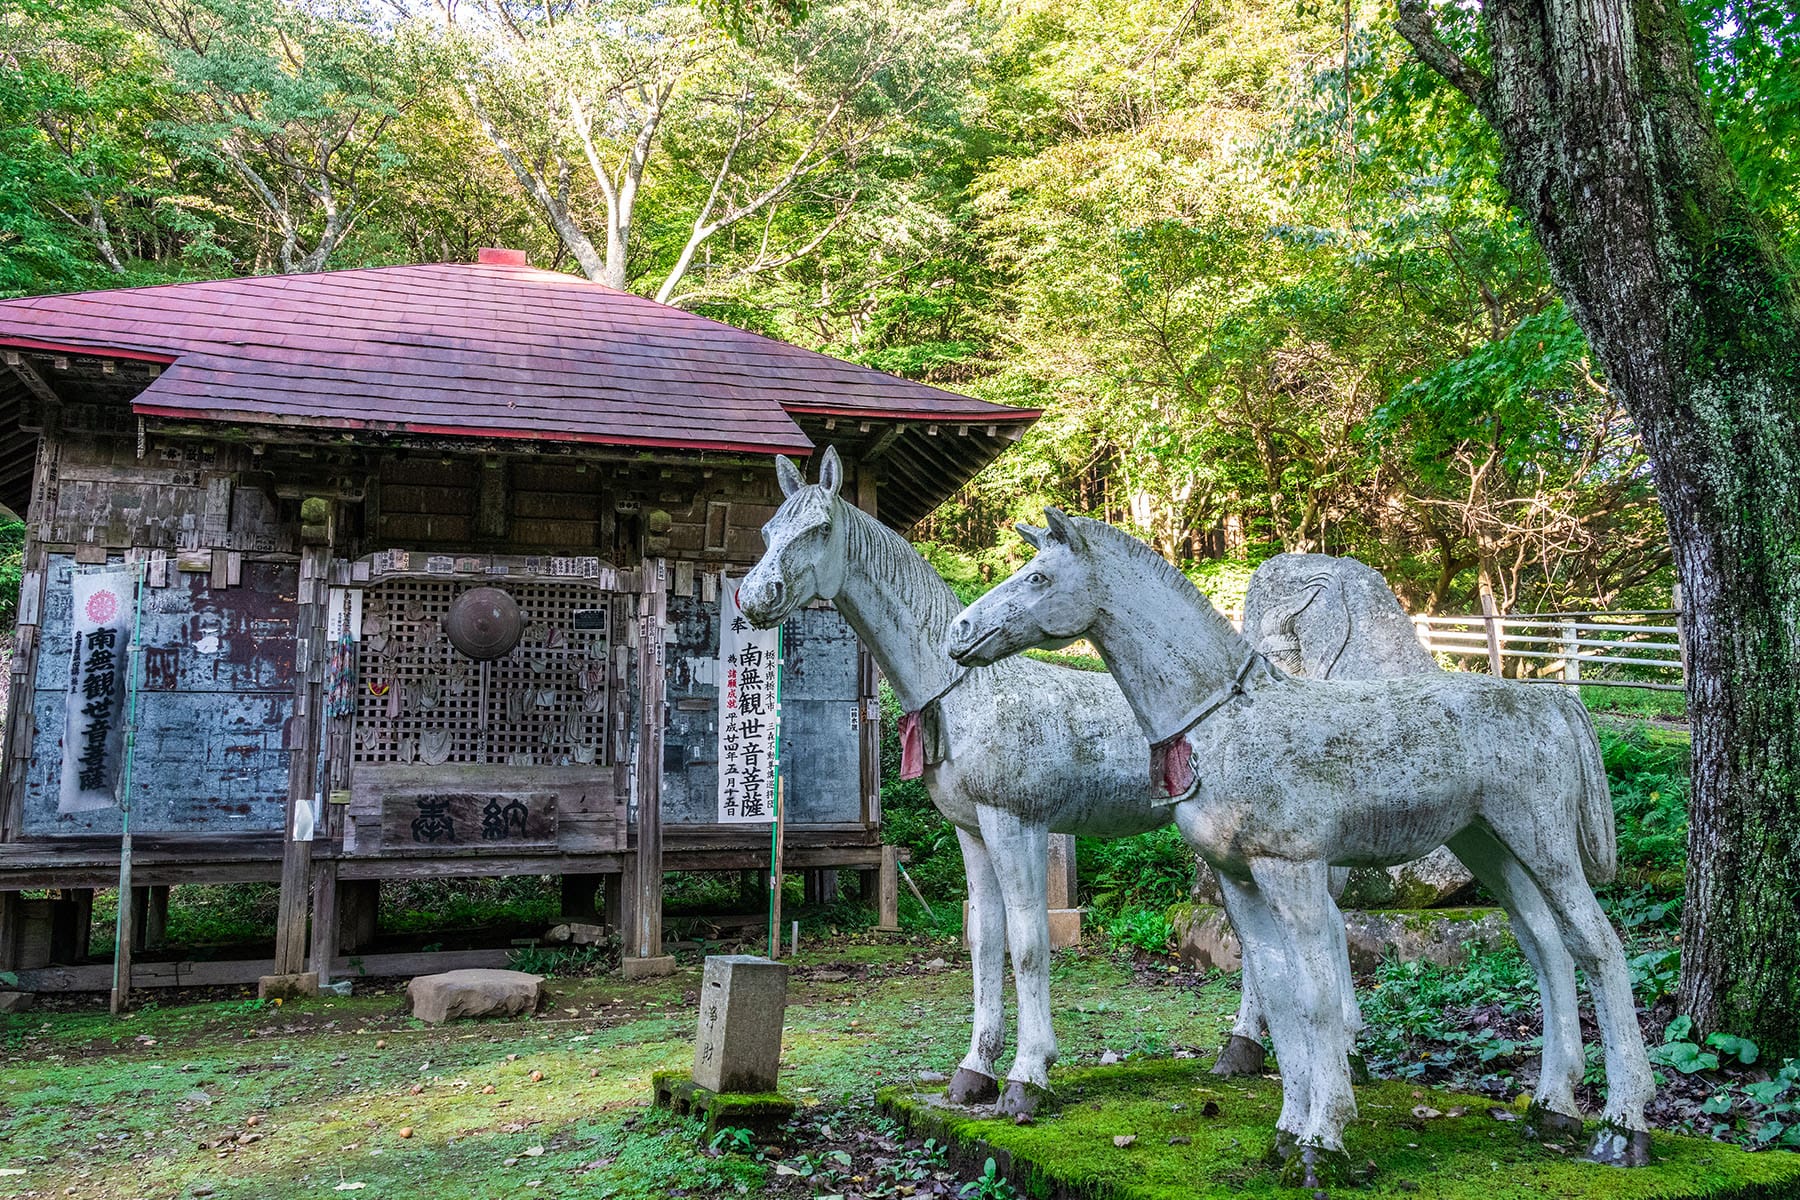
[1559,693,1617,884]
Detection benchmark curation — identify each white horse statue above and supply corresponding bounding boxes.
[738,449,1361,1111]
[945,508,1654,1184]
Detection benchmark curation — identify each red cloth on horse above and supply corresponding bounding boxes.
[1149,733,1195,800]
[899,709,926,780]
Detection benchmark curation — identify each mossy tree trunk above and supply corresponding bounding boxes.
[1396,0,1800,1054]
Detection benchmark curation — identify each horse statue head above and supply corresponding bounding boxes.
[738,445,850,628]
[944,506,1105,666]
[1243,553,1437,680]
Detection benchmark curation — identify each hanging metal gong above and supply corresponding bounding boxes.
[444,586,523,660]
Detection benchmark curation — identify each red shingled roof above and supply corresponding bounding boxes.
[0,260,1033,454]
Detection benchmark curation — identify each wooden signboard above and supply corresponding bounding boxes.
[379,790,557,853]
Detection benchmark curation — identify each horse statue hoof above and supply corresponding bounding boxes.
[1587,1123,1653,1167]
[946,1067,1000,1106]
[1278,1143,1354,1190]
[1210,1034,1268,1077]
[996,1079,1050,1117]
[1347,1052,1371,1086]
[1524,1101,1584,1143]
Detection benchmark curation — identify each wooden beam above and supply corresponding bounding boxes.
[2,353,59,405]
[14,947,514,993]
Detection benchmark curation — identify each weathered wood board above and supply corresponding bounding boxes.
[21,554,297,836]
[661,592,862,826]
[348,762,618,856]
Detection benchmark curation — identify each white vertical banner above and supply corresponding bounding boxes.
[59,569,135,814]
[717,576,780,824]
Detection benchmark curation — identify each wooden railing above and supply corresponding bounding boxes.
[1411,599,1686,692]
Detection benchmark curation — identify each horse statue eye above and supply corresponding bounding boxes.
[1030,572,1049,586]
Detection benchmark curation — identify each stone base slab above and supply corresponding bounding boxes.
[257,973,320,1001]
[620,954,678,979]
[652,1070,796,1142]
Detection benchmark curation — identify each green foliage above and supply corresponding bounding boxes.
[959,1156,1018,1200]
[1077,825,1195,930]
[1356,944,1540,1077]
[1598,725,1692,883]
[506,944,612,977]
[0,519,25,623]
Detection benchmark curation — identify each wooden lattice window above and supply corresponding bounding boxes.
[352,578,613,767]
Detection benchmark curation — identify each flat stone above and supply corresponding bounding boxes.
[1174,905,1513,973]
[693,955,788,1094]
[563,922,609,946]
[406,968,543,1024]
[620,954,677,980]
[0,991,34,1013]
[257,973,320,1001]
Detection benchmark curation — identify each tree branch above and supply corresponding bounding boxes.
[1394,0,1497,125]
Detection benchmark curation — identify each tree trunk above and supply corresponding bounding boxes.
[1398,0,1800,1052]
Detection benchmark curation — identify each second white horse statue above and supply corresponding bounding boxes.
[946,508,1654,1183]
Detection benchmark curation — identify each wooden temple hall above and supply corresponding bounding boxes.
[0,249,1036,990]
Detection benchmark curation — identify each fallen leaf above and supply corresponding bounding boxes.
[1113,1135,1136,1148]
[774,1164,803,1176]
[1411,1106,1442,1120]
[334,1184,365,1192]
[523,1146,544,1157]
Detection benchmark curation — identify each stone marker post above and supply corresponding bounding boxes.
[694,955,789,1094]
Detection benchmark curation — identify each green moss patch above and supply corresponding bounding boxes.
[879,1059,1800,1199]
[652,1069,796,1141]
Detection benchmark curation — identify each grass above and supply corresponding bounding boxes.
[0,941,1244,1199]
[883,1059,1800,1199]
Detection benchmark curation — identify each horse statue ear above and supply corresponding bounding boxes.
[776,455,806,498]
[1043,506,1082,547]
[817,446,844,499]
[1016,522,1046,548]
[1294,573,1352,679]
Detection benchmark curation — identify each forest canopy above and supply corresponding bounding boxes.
[3,0,1795,614]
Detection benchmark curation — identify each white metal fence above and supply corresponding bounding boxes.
[1411,602,1686,692]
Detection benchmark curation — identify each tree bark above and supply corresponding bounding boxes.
[1398,0,1800,1053]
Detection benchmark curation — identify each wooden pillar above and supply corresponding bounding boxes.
[130,885,169,953]
[338,880,380,953]
[0,435,54,842]
[600,872,625,932]
[65,888,94,961]
[273,545,330,976]
[803,869,839,906]
[858,868,878,906]
[1046,833,1082,950]
[1479,591,1505,678]
[560,874,603,922]
[875,845,900,932]
[737,869,764,911]
[308,862,339,985]
[623,560,673,978]
[0,892,18,973]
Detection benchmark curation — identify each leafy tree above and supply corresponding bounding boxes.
[1397,0,1800,1053]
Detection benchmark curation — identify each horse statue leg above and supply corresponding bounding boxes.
[948,828,1005,1105]
[1214,942,1270,1076]
[1246,857,1359,1189]
[1215,872,1312,1152]
[1447,828,1585,1139]
[976,805,1056,1116]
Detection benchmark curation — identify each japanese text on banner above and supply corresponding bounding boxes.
[59,568,135,814]
[717,577,780,824]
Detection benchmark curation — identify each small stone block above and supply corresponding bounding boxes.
[0,991,35,1013]
[693,954,788,1094]
[620,954,677,980]
[1047,908,1082,949]
[565,922,608,946]
[406,968,542,1023]
[257,973,320,1001]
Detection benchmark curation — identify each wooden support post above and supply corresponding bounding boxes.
[875,845,900,932]
[1479,591,1505,677]
[338,880,380,954]
[560,874,603,922]
[1560,622,1582,691]
[0,892,16,973]
[1046,833,1081,949]
[803,869,839,906]
[738,869,764,911]
[308,862,339,985]
[65,888,94,961]
[623,560,673,978]
[601,872,625,933]
[273,545,330,977]
[131,886,169,952]
[858,868,878,906]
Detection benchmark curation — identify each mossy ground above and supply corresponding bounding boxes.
[881,1059,1800,1200]
[0,941,1239,1199]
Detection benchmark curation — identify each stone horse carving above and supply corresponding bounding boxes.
[737,449,1359,1111]
[946,509,1653,1181]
